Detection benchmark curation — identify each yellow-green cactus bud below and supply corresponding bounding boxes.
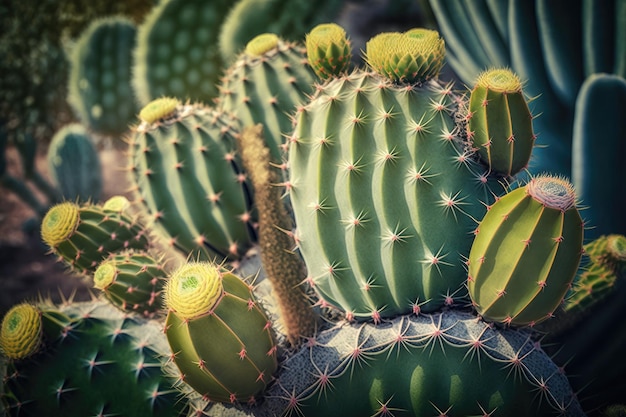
[245,33,279,57]
[305,23,351,79]
[366,28,445,83]
[164,262,223,320]
[0,304,42,359]
[138,97,180,124]
[102,195,131,213]
[41,202,80,248]
[475,68,523,93]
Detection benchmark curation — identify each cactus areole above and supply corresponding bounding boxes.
[468,175,584,326]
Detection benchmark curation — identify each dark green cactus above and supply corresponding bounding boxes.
[132,0,234,105]
[46,123,102,203]
[40,200,150,274]
[0,300,186,417]
[217,33,317,163]
[164,262,277,404]
[468,175,584,326]
[93,251,166,317]
[287,27,504,320]
[67,16,139,137]
[128,97,257,263]
[467,68,535,177]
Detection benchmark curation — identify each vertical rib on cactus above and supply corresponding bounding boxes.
[237,124,318,345]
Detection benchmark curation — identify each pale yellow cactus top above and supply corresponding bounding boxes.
[476,68,522,93]
[139,97,180,124]
[41,202,80,248]
[245,33,279,57]
[0,303,42,359]
[165,262,223,320]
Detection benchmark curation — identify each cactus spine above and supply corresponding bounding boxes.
[164,262,277,404]
[468,175,584,326]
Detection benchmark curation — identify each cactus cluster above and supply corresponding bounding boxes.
[5,4,623,415]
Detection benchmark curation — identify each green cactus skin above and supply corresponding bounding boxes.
[205,310,584,417]
[1,301,186,417]
[217,34,317,163]
[46,123,102,203]
[164,263,277,404]
[93,251,166,317]
[128,98,256,263]
[40,201,150,274]
[67,17,139,136]
[563,234,626,313]
[288,68,503,320]
[467,68,535,177]
[305,23,352,80]
[468,175,584,326]
[132,0,234,106]
[217,0,347,64]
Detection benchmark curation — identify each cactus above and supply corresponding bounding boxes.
[468,175,584,326]
[127,97,256,263]
[305,23,352,79]
[206,310,584,417]
[67,17,139,137]
[132,0,234,106]
[46,123,102,203]
[217,33,317,163]
[287,27,504,320]
[93,251,166,317]
[164,262,277,404]
[467,68,535,177]
[0,300,186,417]
[40,199,150,274]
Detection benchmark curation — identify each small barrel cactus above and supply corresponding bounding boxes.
[128,97,256,263]
[0,301,186,417]
[164,262,277,404]
[41,200,150,273]
[468,175,584,326]
[46,123,102,203]
[305,23,352,79]
[467,68,535,177]
[93,251,166,317]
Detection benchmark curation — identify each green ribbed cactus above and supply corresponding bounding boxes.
[46,123,102,202]
[217,33,317,162]
[132,0,233,105]
[0,300,186,417]
[467,68,535,177]
[468,175,584,326]
[94,251,166,317]
[67,16,139,136]
[128,98,256,263]
[41,200,150,274]
[305,23,352,79]
[287,27,504,320]
[164,262,277,404]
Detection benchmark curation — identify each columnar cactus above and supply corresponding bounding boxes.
[288,27,504,320]
[67,17,139,136]
[468,175,584,326]
[467,68,535,177]
[0,301,186,417]
[46,123,102,202]
[127,97,256,263]
[93,251,166,317]
[41,200,150,273]
[164,262,277,404]
[217,33,317,162]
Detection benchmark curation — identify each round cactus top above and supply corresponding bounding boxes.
[476,68,522,93]
[0,303,42,359]
[365,28,445,83]
[305,23,351,79]
[139,97,180,124]
[94,261,118,290]
[102,195,131,213]
[41,202,80,248]
[607,234,626,261]
[526,175,577,211]
[245,33,279,57]
[165,262,223,320]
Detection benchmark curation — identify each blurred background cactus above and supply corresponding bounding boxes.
[1,1,625,417]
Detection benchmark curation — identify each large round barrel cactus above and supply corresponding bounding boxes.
[127,98,257,263]
[288,28,505,319]
[0,300,186,417]
[67,17,139,136]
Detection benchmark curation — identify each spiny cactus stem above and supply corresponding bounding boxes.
[237,124,319,346]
